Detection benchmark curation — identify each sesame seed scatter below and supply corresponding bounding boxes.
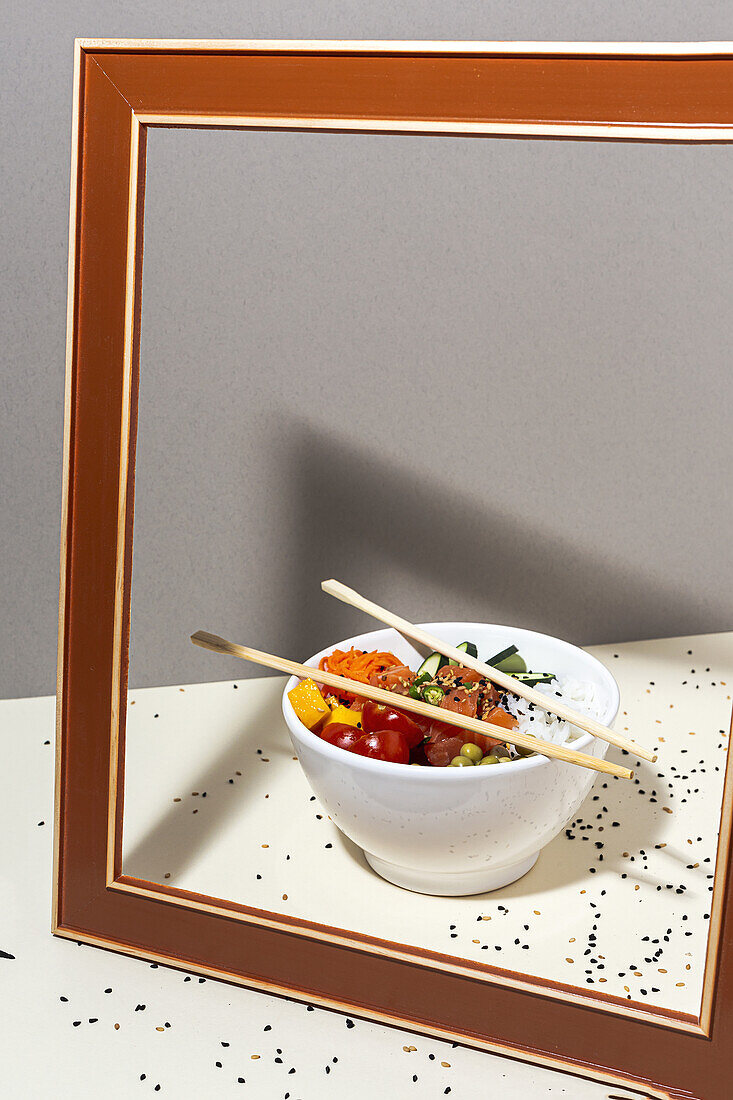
[6,690,624,1098]
[118,635,732,1022]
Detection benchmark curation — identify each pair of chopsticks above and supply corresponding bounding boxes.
[191,580,655,781]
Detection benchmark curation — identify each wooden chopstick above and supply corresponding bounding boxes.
[190,630,633,780]
[320,579,656,764]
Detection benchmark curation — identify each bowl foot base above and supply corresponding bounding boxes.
[363,850,539,896]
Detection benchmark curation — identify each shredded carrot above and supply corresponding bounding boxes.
[319,647,403,684]
[318,647,403,705]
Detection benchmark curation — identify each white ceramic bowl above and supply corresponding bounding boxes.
[282,623,620,896]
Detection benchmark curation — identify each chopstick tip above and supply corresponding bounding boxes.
[625,740,656,763]
[191,629,227,651]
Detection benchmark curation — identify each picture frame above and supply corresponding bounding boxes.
[54,40,733,1100]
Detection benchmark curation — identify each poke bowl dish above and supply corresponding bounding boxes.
[282,622,620,895]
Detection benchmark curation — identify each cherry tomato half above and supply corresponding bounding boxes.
[319,723,364,753]
[353,729,410,764]
[361,701,423,748]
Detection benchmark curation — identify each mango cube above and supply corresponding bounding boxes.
[288,678,330,730]
[323,705,362,730]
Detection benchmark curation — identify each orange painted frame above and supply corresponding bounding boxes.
[55,40,733,1100]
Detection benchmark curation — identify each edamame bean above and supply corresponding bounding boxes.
[460,742,483,763]
[480,754,500,765]
[516,743,537,757]
[449,755,473,767]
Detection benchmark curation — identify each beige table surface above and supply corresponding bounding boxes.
[4,630,731,1097]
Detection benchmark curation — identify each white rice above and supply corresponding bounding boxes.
[504,674,607,747]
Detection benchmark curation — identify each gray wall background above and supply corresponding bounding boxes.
[3,5,733,698]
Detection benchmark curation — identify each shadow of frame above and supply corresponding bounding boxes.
[277,417,710,666]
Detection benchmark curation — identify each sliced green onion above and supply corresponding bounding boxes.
[408,672,431,699]
[421,684,445,707]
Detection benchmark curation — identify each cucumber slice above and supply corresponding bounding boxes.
[495,653,527,674]
[416,652,442,678]
[510,672,554,686]
[447,640,478,666]
[486,644,527,673]
[486,644,518,667]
